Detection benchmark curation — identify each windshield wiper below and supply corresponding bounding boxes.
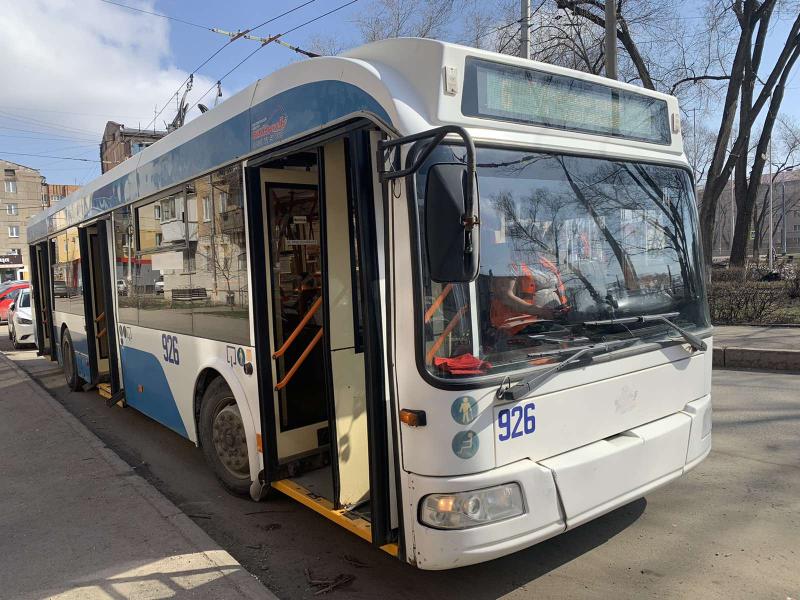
[581,312,707,352]
[495,338,639,402]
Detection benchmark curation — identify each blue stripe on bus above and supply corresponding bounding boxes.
[119,345,188,438]
[29,80,391,241]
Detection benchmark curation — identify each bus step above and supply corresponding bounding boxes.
[106,390,126,407]
[97,382,112,399]
[271,479,398,557]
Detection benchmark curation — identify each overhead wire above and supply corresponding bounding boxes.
[0,151,103,163]
[141,0,324,132]
[189,0,357,112]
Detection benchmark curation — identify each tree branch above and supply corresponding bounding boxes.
[670,73,731,94]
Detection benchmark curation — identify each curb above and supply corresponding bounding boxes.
[712,346,800,371]
[0,350,278,600]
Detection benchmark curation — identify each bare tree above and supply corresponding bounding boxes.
[750,117,800,258]
[701,1,800,268]
[356,0,456,42]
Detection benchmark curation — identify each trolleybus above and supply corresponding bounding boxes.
[27,38,712,569]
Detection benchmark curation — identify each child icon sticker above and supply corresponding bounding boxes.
[452,430,479,459]
[451,396,478,425]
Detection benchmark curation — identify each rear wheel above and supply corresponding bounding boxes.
[12,324,21,349]
[199,377,251,495]
[61,330,83,391]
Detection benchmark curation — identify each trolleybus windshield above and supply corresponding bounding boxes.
[414,146,709,381]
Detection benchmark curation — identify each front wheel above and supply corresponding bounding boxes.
[199,377,251,495]
[61,330,83,391]
[12,325,21,349]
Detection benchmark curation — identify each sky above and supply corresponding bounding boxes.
[1,0,798,186]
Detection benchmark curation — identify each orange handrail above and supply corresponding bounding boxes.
[425,305,468,364]
[275,329,323,390]
[424,283,453,323]
[273,297,322,359]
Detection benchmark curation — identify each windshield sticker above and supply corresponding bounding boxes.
[451,396,478,425]
[452,430,479,459]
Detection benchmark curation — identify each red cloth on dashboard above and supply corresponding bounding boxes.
[433,353,492,375]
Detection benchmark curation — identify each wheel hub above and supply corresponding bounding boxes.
[211,404,249,478]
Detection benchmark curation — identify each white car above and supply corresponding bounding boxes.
[8,288,35,349]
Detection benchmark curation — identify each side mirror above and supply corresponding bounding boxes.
[9,303,15,312]
[424,163,480,283]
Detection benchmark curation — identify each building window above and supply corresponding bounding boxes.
[4,180,17,193]
[9,248,20,255]
[203,195,212,222]
[4,169,14,177]
[155,232,163,246]
[6,203,18,216]
[154,203,162,221]
[8,226,19,238]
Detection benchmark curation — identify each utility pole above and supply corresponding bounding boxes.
[769,138,774,269]
[782,180,786,254]
[605,0,618,79]
[520,0,530,59]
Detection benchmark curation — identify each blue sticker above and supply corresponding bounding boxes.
[452,431,479,459]
[451,396,478,425]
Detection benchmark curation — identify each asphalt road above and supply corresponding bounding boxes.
[2,330,798,599]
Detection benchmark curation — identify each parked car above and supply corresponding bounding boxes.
[155,276,164,295]
[53,280,68,298]
[8,288,35,349]
[0,282,29,323]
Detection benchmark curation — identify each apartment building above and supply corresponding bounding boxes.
[100,121,166,173]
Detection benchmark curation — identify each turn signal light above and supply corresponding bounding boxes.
[400,409,427,427]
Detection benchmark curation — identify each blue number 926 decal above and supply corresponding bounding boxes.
[497,402,535,442]
[162,334,180,365]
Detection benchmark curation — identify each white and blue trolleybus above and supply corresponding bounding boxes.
[26,39,712,569]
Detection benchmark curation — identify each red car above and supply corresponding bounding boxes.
[0,282,30,323]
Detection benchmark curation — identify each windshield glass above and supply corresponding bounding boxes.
[414,146,709,380]
[19,291,30,308]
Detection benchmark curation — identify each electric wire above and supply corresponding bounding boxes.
[98,0,213,30]
[188,0,358,112]
[142,0,324,132]
[0,151,103,163]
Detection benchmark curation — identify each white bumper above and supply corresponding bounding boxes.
[408,395,712,570]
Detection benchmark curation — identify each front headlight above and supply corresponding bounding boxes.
[18,317,32,325]
[419,483,524,529]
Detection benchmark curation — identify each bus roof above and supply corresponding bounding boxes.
[28,38,684,243]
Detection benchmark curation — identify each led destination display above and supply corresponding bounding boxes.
[462,57,671,145]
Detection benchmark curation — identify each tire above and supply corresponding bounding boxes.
[12,325,21,350]
[199,377,251,495]
[8,323,12,340]
[61,329,83,391]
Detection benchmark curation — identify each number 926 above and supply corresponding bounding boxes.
[497,403,535,442]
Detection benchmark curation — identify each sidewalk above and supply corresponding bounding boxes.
[0,352,276,600]
[713,325,800,371]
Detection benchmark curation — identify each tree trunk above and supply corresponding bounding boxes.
[730,197,756,267]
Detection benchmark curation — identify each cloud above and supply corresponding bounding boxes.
[0,0,215,138]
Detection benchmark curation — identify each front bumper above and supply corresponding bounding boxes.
[408,395,712,570]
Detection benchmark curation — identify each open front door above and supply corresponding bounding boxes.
[247,126,396,554]
[30,241,54,358]
[79,221,121,398]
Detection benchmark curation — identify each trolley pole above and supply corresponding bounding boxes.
[520,0,530,59]
[605,0,618,79]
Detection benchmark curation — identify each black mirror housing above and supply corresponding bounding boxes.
[424,163,480,283]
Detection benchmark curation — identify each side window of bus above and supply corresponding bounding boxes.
[111,167,250,345]
[135,194,193,336]
[192,165,249,345]
[51,227,83,315]
[113,207,138,324]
